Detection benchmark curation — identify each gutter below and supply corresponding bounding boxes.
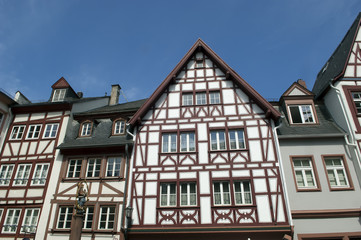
[278,133,346,139]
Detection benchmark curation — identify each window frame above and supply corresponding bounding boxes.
[98,205,116,230]
[86,158,102,178]
[56,206,73,229]
[2,208,21,233]
[67,159,83,178]
[322,155,353,191]
[79,121,93,137]
[106,157,123,178]
[196,92,207,105]
[113,119,126,135]
[162,132,177,153]
[43,123,59,139]
[31,163,49,186]
[288,104,316,124]
[180,182,197,206]
[26,124,42,140]
[160,182,177,207]
[351,92,361,115]
[21,208,40,233]
[13,164,32,186]
[0,164,15,186]
[209,91,221,104]
[212,181,231,206]
[83,206,94,229]
[180,132,195,152]
[10,125,26,140]
[52,89,66,102]
[210,130,226,151]
[233,180,252,205]
[182,93,193,106]
[228,129,246,150]
[290,156,321,192]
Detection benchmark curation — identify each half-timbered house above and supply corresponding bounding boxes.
[0,89,17,150]
[44,88,146,240]
[126,39,293,240]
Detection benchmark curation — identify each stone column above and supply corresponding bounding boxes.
[69,212,84,240]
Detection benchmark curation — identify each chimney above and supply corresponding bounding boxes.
[297,79,307,89]
[77,92,83,98]
[109,84,120,105]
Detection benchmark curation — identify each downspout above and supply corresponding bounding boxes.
[272,116,294,227]
[121,124,137,240]
[329,81,361,181]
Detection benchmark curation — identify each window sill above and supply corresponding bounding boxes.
[158,206,199,209]
[159,151,198,155]
[329,186,354,191]
[62,177,124,182]
[209,149,248,153]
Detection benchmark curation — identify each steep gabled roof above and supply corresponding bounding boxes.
[129,39,280,125]
[312,13,361,98]
[282,81,314,98]
[51,77,71,88]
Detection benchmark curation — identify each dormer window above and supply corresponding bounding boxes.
[80,121,92,137]
[113,120,125,135]
[52,89,66,102]
[288,105,315,124]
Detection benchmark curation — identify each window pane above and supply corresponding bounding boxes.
[289,106,302,123]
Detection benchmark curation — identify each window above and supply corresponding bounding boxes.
[180,183,196,206]
[213,182,231,205]
[352,92,361,114]
[180,132,195,152]
[32,163,49,185]
[10,125,25,140]
[324,157,350,188]
[3,209,21,233]
[289,105,315,124]
[14,164,31,186]
[106,157,122,177]
[160,183,176,207]
[292,158,317,189]
[83,206,94,229]
[52,89,66,102]
[210,91,220,104]
[196,92,206,105]
[229,129,245,149]
[0,164,14,185]
[162,133,177,153]
[195,59,204,68]
[234,181,252,205]
[57,207,73,229]
[67,159,82,178]
[182,93,193,106]
[113,120,125,135]
[87,158,101,178]
[43,123,59,138]
[210,130,226,150]
[99,206,115,229]
[21,208,39,233]
[26,125,41,139]
[81,122,92,136]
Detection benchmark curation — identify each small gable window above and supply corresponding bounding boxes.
[52,89,66,102]
[80,121,92,137]
[288,105,315,124]
[113,120,125,135]
[195,59,204,68]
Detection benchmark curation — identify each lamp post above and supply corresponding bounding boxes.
[125,206,133,228]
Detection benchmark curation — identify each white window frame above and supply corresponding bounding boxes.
[229,129,245,149]
[180,132,195,152]
[26,124,42,139]
[324,157,350,188]
[162,133,177,153]
[57,206,73,229]
[98,206,115,230]
[10,125,25,140]
[209,91,220,104]
[196,92,207,105]
[81,122,92,136]
[352,92,361,114]
[234,180,252,205]
[182,93,193,106]
[3,208,21,233]
[21,208,40,233]
[43,123,59,138]
[67,159,82,178]
[160,183,176,207]
[292,158,317,189]
[213,182,231,205]
[106,157,122,177]
[210,130,226,150]
[52,89,66,102]
[113,120,125,135]
[31,163,49,185]
[83,206,94,229]
[87,158,101,178]
[288,105,315,124]
[13,164,32,186]
[0,164,14,185]
[180,182,197,206]
[195,59,204,68]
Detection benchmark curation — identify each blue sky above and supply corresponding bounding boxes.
[0,0,360,102]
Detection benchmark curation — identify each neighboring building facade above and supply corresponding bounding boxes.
[126,39,292,240]
[44,96,145,240]
[0,89,17,150]
[276,80,361,240]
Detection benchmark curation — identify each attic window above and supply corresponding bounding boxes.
[113,120,125,135]
[52,89,66,102]
[80,121,92,137]
[195,60,204,68]
[288,105,315,124]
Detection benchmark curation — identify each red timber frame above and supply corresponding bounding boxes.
[128,40,291,239]
[0,104,70,239]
